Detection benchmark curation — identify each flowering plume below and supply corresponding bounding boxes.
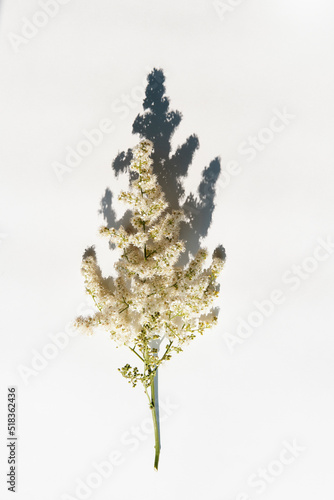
[74,139,225,469]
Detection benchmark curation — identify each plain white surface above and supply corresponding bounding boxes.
[1,1,334,499]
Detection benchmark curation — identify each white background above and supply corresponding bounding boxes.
[1,1,334,499]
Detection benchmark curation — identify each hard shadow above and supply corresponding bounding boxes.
[100,67,225,263]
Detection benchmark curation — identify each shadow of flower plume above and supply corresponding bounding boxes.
[100,68,225,263]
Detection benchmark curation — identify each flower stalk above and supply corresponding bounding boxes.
[150,372,160,470]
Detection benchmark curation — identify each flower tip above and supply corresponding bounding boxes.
[99,226,110,236]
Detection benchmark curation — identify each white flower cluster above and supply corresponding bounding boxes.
[75,139,225,382]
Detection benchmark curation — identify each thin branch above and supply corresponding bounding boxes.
[118,304,129,313]
[128,346,145,362]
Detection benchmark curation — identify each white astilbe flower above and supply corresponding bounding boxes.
[75,138,225,383]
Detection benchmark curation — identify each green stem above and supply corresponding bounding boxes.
[150,371,160,470]
[143,343,160,470]
[128,346,144,362]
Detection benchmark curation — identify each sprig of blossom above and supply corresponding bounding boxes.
[74,139,225,469]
